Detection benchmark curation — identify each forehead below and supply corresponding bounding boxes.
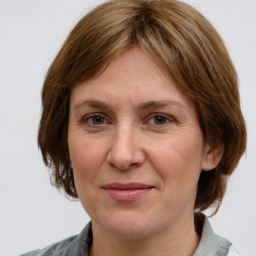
[70,47,195,112]
[92,47,169,87]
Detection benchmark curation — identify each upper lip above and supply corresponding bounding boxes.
[101,183,155,190]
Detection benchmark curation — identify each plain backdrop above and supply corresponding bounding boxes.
[0,0,255,255]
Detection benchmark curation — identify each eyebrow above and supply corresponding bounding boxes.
[73,99,186,111]
[74,99,112,110]
[138,100,185,110]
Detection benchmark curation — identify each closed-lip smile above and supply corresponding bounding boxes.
[101,183,155,201]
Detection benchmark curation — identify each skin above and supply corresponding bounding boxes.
[68,47,223,256]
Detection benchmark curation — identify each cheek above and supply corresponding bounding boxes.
[69,137,106,184]
[149,135,204,192]
[68,138,108,214]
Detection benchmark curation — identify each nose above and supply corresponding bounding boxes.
[106,124,145,170]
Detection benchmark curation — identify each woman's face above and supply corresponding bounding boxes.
[68,47,212,240]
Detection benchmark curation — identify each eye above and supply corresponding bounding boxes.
[147,114,172,126]
[83,114,108,126]
[153,115,168,125]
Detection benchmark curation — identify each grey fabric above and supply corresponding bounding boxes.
[20,223,92,256]
[193,216,232,256]
[21,215,232,256]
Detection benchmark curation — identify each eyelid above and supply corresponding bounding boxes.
[145,113,174,125]
[80,112,110,125]
[79,112,174,127]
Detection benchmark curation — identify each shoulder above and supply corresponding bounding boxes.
[20,222,92,256]
[193,213,241,256]
[227,245,241,256]
[20,235,78,256]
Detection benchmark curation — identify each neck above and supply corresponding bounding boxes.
[90,214,200,256]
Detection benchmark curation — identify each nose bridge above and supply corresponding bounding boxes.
[107,120,144,169]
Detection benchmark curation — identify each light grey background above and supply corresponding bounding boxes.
[0,0,255,255]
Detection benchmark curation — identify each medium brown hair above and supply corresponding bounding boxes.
[38,0,246,213]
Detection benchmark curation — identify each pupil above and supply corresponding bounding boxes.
[93,116,103,124]
[155,116,166,124]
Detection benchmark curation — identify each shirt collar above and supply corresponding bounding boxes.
[75,214,232,256]
[193,213,231,256]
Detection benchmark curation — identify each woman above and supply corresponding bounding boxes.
[22,0,246,255]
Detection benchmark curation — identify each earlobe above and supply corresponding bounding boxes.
[202,142,224,171]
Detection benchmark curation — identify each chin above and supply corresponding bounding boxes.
[94,211,162,241]
[108,223,153,240]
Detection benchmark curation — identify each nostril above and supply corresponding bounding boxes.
[107,150,145,170]
[106,130,145,169]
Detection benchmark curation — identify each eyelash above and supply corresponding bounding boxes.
[146,113,173,126]
[80,113,108,126]
[80,113,173,128]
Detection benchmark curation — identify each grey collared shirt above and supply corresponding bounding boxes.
[21,216,238,256]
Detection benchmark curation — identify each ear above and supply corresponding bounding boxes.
[202,142,224,171]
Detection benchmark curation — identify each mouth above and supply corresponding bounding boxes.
[101,183,155,201]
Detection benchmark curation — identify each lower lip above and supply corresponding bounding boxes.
[103,188,153,201]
